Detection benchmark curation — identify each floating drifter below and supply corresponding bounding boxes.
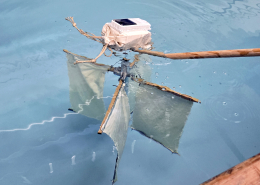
[64,17,260,184]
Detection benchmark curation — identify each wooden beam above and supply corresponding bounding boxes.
[63,49,91,60]
[63,49,116,72]
[98,80,123,134]
[129,54,141,67]
[202,153,260,185]
[132,77,200,103]
[134,48,260,60]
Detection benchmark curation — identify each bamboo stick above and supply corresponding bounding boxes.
[202,153,260,185]
[98,80,123,134]
[63,49,91,60]
[133,77,200,103]
[65,17,103,43]
[134,48,260,60]
[129,54,141,67]
[63,49,116,71]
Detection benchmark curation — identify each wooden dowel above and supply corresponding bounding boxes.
[133,77,200,103]
[129,54,141,67]
[63,49,91,60]
[134,48,260,60]
[98,80,123,134]
[63,49,113,68]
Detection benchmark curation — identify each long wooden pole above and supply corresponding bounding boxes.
[133,48,260,60]
[98,80,123,134]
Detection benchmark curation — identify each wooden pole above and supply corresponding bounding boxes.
[132,77,200,103]
[129,54,141,67]
[98,80,123,134]
[134,48,260,60]
[63,49,116,71]
[63,49,91,60]
[202,153,260,185]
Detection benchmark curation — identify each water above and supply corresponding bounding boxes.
[1,0,260,184]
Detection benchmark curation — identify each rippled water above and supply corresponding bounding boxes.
[1,0,260,184]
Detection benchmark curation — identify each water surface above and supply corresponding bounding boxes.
[1,0,260,184]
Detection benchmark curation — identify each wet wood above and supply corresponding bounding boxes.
[202,153,260,185]
[133,77,200,103]
[129,54,141,67]
[63,49,91,60]
[65,17,103,43]
[133,49,166,57]
[98,80,123,134]
[134,48,260,60]
[63,49,116,71]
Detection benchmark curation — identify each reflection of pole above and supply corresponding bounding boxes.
[202,153,260,185]
[98,80,123,134]
[134,48,260,59]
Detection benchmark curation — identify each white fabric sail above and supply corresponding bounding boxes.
[101,86,130,183]
[66,53,110,120]
[131,84,193,153]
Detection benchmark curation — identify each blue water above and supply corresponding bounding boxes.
[1,0,260,184]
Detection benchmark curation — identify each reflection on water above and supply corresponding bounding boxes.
[0,0,260,184]
[49,163,53,173]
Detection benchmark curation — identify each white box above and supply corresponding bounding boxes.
[101,18,152,51]
[109,18,151,33]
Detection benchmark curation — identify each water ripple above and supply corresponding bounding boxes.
[0,124,98,162]
[0,95,112,132]
[205,84,260,123]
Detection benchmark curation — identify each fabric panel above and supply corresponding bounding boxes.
[131,84,193,153]
[66,53,110,121]
[101,86,130,183]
